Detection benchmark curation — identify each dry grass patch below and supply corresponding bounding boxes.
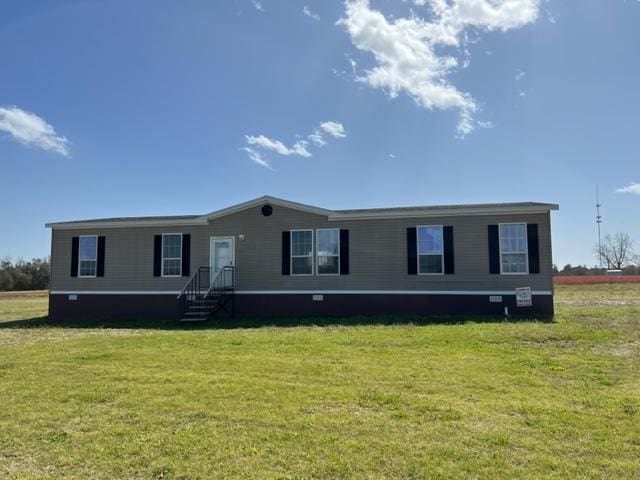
[0,290,48,299]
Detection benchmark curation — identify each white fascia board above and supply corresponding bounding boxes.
[234,290,554,295]
[328,204,559,221]
[46,199,559,229]
[50,289,553,296]
[46,218,207,230]
[50,290,182,295]
[203,195,332,221]
[45,195,332,229]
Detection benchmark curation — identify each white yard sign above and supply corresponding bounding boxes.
[515,287,532,307]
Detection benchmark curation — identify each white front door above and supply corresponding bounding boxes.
[210,237,235,288]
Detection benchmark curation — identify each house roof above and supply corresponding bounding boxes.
[333,201,559,219]
[46,195,559,229]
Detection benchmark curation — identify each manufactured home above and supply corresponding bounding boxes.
[46,196,558,320]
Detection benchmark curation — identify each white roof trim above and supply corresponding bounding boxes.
[50,289,553,296]
[328,204,559,220]
[45,218,208,230]
[45,195,332,229]
[46,196,558,229]
[202,195,332,221]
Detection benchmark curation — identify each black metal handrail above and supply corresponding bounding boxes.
[177,266,211,319]
[205,265,235,298]
[177,266,209,299]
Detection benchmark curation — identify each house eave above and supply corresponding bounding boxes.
[202,195,333,221]
[328,204,559,221]
[46,198,558,229]
[45,218,208,230]
[45,196,332,230]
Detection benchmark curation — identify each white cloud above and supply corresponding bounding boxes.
[291,140,311,157]
[461,49,471,69]
[245,134,311,157]
[515,69,525,81]
[546,9,556,24]
[0,106,70,157]
[616,183,640,195]
[320,121,346,138]
[338,0,540,136]
[308,130,326,146]
[243,120,346,168]
[241,147,271,168]
[348,56,357,75]
[252,0,264,12]
[303,5,320,21]
[332,56,358,80]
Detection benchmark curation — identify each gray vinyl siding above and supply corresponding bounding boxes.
[50,205,553,292]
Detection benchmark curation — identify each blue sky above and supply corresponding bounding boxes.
[1,0,639,267]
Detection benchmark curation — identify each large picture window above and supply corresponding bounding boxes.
[499,223,528,274]
[291,229,313,275]
[316,229,339,275]
[78,235,97,277]
[417,225,443,274]
[162,233,182,277]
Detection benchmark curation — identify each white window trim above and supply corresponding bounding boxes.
[498,222,529,275]
[78,235,98,278]
[290,229,314,276]
[417,225,445,276]
[161,232,183,278]
[316,228,340,276]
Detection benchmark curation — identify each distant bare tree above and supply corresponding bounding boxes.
[595,233,636,270]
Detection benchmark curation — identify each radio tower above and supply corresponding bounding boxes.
[596,185,603,267]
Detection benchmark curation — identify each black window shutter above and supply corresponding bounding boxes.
[527,224,540,274]
[443,226,455,274]
[153,235,162,277]
[340,229,349,275]
[488,225,500,274]
[407,227,417,275]
[70,236,79,277]
[97,236,106,277]
[281,231,290,275]
[181,234,191,277]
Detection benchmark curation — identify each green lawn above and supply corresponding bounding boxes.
[0,286,639,479]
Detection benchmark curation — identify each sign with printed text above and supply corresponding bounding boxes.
[515,287,532,307]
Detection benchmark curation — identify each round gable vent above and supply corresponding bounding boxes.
[261,204,273,217]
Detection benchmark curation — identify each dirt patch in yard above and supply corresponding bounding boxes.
[554,275,640,285]
[0,327,155,347]
[556,299,640,306]
[593,340,640,357]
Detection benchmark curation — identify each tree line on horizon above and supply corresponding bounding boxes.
[0,258,50,291]
[554,264,640,276]
[556,231,639,276]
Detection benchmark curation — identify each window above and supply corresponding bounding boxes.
[499,223,528,274]
[417,226,443,274]
[78,235,97,277]
[316,229,339,275]
[291,230,313,275]
[162,233,182,276]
